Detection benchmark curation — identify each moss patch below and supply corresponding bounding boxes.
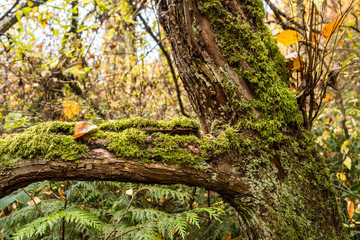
[99,117,200,132]
[0,121,87,166]
[197,0,302,145]
[0,118,203,169]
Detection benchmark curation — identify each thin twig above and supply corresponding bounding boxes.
[21,188,45,216]
[104,185,144,240]
[333,185,360,200]
[136,11,190,117]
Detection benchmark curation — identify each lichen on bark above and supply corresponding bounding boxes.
[156,0,346,238]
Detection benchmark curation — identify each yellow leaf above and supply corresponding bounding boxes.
[80,0,93,4]
[323,93,332,102]
[344,156,352,170]
[58,188,66,199]
[322,14,346,39]
[341,140,350,154]
[346,199,355,219]
[293,56,304,71]
[336,172,346,182]
[275,30,302,47]
[62,101,80,118]
[324,119,330,124]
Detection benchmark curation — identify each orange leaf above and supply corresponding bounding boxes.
[62,101,80,118]
[322,14,345,39]
[346,199,355,219]
[222,232,232,240]
[275,30,302,47]
[323,93,332,102]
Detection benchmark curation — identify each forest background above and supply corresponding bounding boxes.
[0,0,359,239]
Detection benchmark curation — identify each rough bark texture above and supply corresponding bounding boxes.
[1,149,247,199]
[156,0,345,239]
[0,0,346,239]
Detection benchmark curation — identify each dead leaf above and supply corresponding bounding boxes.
[293,56,305,72]
[313,101,319,110]
[205,134,216,140]
[285,52,299,71]
[322,14,346,39]
[125,188,133,195]
[327,63,342,90]
[336,172,346,182]
[28,197,41,206]
[42,190,53,195]
[290,83,298,92]
[62,101,81,118]
[58,188,65,197]
[323,93,332,102]
[275,30,302,47]
[346,199,355,219]
[188,145,200,154]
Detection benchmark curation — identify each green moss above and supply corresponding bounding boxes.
[0,118,202,169]
[98,128,149,160]
[0,121,87,167]
[150,133,206,166]
[197,0,302,144]
[99,116,200,132]
[187,4,344,236]
[0,119,344,238]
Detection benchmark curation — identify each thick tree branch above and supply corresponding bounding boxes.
[0,149,248,199]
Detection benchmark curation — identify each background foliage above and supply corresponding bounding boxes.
[0,0,359,238]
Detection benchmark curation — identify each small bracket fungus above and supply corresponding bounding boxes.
[74,122,98,141]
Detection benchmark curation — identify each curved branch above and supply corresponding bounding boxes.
[0,148,249,199]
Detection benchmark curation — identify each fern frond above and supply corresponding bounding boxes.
[12,209,103,240]
[144,186,193,201]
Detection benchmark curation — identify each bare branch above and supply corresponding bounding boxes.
[0,0,49,36]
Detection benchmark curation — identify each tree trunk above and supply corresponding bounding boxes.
[0,0,346,239]
[157,0,345,238]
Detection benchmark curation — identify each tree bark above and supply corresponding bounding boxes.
[0,0,346,239]
[156,0,345,238]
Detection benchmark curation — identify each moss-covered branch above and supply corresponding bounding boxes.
[0,118,250,198]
